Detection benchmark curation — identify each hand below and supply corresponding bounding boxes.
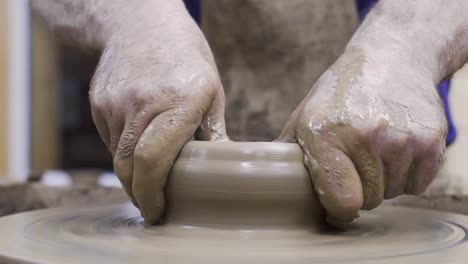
[279,49,447,224]
[89,12,228,224]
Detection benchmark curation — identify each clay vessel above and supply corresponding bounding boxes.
[165,141,324,228]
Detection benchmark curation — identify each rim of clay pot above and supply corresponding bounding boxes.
[165,141,324,228]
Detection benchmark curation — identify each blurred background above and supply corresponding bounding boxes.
[0,0,467,215]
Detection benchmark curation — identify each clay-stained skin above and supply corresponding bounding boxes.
[32,0,468,226]
[32,0,229,224]
[279,0,468,224]
[281,48,447,224]
[89,17,229,224]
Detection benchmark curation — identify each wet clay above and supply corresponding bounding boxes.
[0,142,467,263]
[165,141,323,228]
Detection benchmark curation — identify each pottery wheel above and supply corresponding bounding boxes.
[1,142,467,264]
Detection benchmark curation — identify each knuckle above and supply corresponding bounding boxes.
[133,141,173,168]
[191,70,218,87]
[354,118,388,142]
[89,73,111,108]
[393,135,411,150]
[89,89,106,111]
[186,75,220,107]
[385,129,412,150]
[187,62,219,86]
[89,72,105,96]
[127,88,153,110]
[417,132,445,155]
[133,143,156,165]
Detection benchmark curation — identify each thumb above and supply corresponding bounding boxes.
[297,132,363,224]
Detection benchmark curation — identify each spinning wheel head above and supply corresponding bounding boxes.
[1,142,468,263]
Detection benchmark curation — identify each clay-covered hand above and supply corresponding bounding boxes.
[279,0,468,225]
[279,48,447,224]
[89,7,228,224]
[31,0,228,224]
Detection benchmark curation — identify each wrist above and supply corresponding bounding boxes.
[346,0,468,84]
[101,0,192,49]
[31,0,191,50]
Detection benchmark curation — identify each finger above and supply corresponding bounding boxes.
[349,145,384,210]
[132,107,204,224]
[343,121,386,210]
[405,135,445,195]
[114,109,155,203]
[383,158,414,199]
[196,85,229,142]
[379,131,414,199]
[297,132,363,223]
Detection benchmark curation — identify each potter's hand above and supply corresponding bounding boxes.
[280,0,468,224]
[32,0,228,224]
[90,44,227,223]
[89,15,228,225]
[279,50,447,224]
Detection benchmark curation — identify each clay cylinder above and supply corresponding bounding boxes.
[165,141,323,228]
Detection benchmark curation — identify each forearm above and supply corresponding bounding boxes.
[30,0,191,49]
[346,0,468,83]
